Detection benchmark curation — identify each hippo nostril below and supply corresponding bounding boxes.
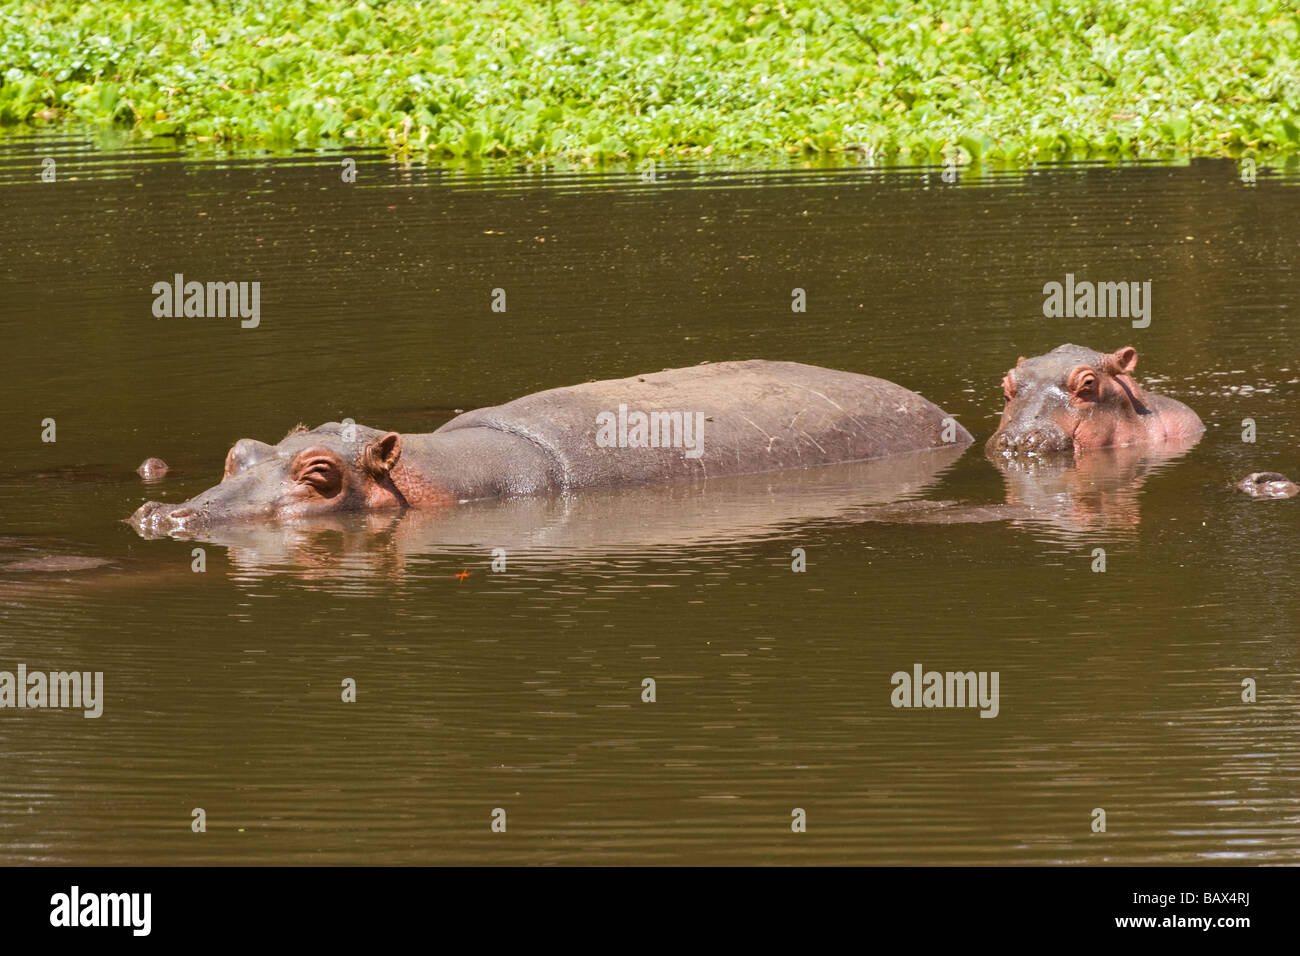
[168,507,195,520]
[134,501,166,520]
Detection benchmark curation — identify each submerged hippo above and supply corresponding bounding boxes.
[1235,472,1299,499]
[988,344,1204,458]
[129,360,972,537]
[137,457,170,480]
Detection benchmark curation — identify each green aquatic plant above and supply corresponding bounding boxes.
[1,0,1297,162]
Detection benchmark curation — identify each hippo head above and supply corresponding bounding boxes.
[129,423,406,537]
[987,344,1163,458]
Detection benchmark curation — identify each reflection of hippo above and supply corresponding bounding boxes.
[858,436,1203,535]
[130,360,972,538]
[988,345,1204,458]
[1235,472,1299,499]
[988,435,1203,533]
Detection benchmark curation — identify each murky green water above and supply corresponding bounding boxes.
[1,133,1297,864]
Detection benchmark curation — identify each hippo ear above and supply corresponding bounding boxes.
[1016,356,1026,367]
[1108,346,1138,375]
[362,432,402,477]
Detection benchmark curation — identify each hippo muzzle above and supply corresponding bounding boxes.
[130,500,175,536]
[128,459,288,538]
[986,420,1073,458]
[129,499,206,538]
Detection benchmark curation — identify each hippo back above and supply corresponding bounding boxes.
[435,360,971,490]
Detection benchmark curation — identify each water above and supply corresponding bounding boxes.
[1,133,1297,864]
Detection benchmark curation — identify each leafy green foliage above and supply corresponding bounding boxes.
[1,0,1297,160]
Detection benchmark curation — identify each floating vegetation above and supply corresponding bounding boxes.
[2,0,1298,162]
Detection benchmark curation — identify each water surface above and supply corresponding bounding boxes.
[1,133,1297,864]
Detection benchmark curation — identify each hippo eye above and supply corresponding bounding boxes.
[1068,367,1099,396]
[1001,374,1016,402]
[295,456,342,497]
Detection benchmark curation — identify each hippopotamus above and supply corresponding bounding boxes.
[1235,472,1299,499]
[129,360,972,537]
[988,344,1204,458]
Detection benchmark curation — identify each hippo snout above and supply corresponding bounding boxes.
[128,500,200,538]
[988,423,1073,458]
